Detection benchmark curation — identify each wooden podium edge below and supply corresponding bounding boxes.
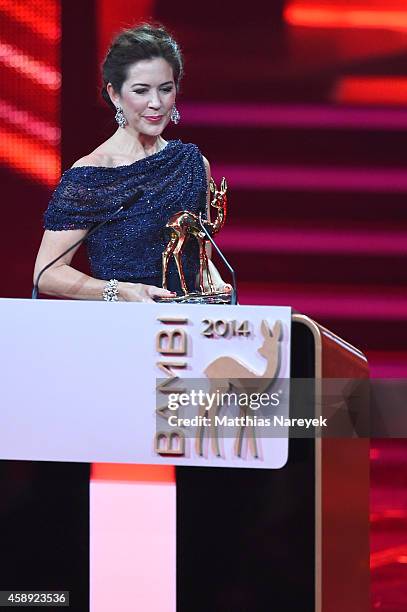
[292,313,370,612]
[292,313,323,612]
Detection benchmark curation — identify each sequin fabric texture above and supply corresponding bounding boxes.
[44,140,207,289]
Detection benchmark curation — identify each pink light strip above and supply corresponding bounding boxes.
[179,103,407,130]
[367,351,407,378]
[238,283,407,320]
[0,40,60,89]
[0,99,60,145]
[212,164,407,192]
[90,479,176,612]
[217,227,407,256]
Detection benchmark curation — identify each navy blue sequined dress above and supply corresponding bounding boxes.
[44,140,207,293]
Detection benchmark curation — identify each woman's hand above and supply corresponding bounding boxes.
[119,282,176,303]
[206,278,232,293]
[203,259,232,294]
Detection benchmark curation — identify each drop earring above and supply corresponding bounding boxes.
[170,105,180,124]
[114,104,127,128]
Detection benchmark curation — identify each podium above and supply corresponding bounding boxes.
[0,300,369,612]
[176,313,369,612]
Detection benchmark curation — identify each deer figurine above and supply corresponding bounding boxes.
[162,177,227,295]
[196,320,283,458]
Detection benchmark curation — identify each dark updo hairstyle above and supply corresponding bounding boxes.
[101,23,183,110]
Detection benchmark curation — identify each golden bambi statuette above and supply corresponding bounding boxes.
[160,177,230,304]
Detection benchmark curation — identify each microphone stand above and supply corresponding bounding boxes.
[198,213,238,306]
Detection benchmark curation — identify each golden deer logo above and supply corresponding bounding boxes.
[196,320,283,458]
[162,177,227,295]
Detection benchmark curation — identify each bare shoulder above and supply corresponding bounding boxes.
[202,155,210,172]
[71,152,112,169]
[202,155,211,183]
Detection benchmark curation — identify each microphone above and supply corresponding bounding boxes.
[32,189,143,299]
[198,212,238,305]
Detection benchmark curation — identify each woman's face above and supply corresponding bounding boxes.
[109,57,176,136]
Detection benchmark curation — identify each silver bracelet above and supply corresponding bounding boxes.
[102,279,119,301]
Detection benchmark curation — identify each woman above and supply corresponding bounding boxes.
[34,23,230,302]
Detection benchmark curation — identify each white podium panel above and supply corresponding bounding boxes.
[0,299,291,469]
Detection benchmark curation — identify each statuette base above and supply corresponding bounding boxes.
[155,291,232,304]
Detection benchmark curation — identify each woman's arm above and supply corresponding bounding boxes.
[202,156,232,293]
[33,229,175,302]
